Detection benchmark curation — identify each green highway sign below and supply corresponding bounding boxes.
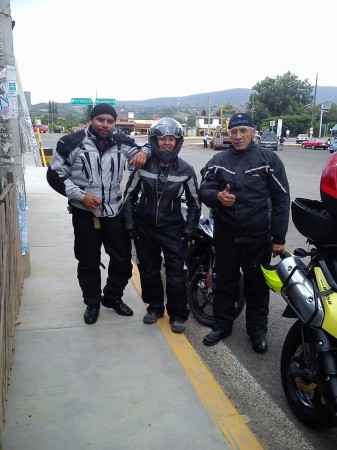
[95,98,115,106]
[71,98,93,105]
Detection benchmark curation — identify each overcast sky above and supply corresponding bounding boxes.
[10,0,337,104]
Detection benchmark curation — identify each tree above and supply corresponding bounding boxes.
[248,72,313,126]
[63,111,81,131]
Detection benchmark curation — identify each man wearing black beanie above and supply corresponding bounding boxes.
[199,112,290,353]
[90,103,117,121]
[47,103,150,325]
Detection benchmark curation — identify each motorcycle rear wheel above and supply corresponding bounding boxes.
[281,320,337,427]
[187,264,245,327]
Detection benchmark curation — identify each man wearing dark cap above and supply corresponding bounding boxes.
[47,103,150,325]
[199,112,290,353]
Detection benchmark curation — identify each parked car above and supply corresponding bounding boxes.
[33,124,49,133]
[254,134,261,145]
[329,137,337,153]
[301,138,328,150]
[296,134,309,144]
[259,133,279,151]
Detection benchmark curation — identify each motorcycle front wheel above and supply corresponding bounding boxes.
[281,320,337,427]
[187,264,245,327]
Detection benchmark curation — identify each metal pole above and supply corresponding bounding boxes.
[207,93,211,134]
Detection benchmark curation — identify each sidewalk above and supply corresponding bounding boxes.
[2,153,263,450]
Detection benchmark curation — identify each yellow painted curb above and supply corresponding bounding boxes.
[131,264,263,449]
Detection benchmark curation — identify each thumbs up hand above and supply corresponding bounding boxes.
[217,184,236,207]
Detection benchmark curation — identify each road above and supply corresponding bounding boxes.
[41,133,336,449]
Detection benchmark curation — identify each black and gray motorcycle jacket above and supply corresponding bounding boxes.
[199,141,290,244]
[123,156,200,235]
[46,127,149,217]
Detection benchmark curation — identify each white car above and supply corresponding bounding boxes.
[296,134,309,144]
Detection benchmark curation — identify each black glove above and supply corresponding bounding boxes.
[128,229,139,240]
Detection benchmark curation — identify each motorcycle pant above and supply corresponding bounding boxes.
[134,221,189,322]
[213,233,271,336]
[72,209,132,305]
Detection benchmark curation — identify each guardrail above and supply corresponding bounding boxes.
[0,182,24,435]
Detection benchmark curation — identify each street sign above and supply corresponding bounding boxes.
[71,98,93,105]
[95,98,115,105]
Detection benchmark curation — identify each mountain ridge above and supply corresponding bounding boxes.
[117,86,337,107]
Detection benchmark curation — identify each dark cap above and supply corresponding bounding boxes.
[228,113,254,129]
[90,103,117,121]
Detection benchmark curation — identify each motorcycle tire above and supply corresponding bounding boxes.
[280,320,337,427]
[187,263,245,327]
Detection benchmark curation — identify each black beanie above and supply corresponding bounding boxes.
[228,113,254,129]
[90,103,117,121]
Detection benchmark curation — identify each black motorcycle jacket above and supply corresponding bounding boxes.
[199,141,290,244]
[123,156,200,235]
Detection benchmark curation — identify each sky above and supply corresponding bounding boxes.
[9,0,337,105]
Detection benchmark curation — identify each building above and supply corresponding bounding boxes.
[115,118,154,135]
[195,115,221,136]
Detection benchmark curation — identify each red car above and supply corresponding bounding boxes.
[33,124,49,133]
[301,138,328,150]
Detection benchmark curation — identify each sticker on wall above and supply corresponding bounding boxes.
[0,65,18,119]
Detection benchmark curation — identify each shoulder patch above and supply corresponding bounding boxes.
[56,130,86,159]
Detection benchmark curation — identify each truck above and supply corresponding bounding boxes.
[209,108,235,150]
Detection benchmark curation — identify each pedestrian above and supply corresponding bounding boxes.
[46,103,150,325]
[123,117,200,333]
[199,112,290,352]
[278,135,285,151]
[203,133,209,148]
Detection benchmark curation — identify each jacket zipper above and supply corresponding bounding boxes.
[155,165,171,225]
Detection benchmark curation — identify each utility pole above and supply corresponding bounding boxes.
[0,0,23,184]
[251,93,255,121]
[207,93,211,135]
[311,73,318,137]
[0,0,30,274]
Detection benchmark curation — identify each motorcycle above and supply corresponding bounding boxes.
[261,197,337,427]
[181,197,245,327]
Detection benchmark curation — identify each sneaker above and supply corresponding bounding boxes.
[143,312,164,324]
[170,320,186,333]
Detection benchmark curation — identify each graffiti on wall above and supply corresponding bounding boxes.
[0,65,28,254]
[0,116,12,166]
[16,178,29,255]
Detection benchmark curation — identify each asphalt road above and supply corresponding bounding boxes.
[42,134,336,449]
[181,139,336,450]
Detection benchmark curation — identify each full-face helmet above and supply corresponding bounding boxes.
[320,152,337,218]
[148,117,184,164]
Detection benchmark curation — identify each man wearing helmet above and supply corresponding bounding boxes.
[199,113,290,352]
[123,117,200,333]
